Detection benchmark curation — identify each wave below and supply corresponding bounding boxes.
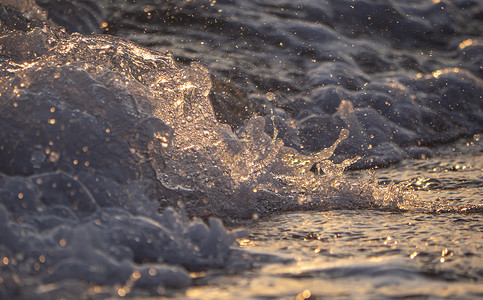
[0,0,482,298]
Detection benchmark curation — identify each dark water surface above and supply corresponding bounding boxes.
[0,0,482,299]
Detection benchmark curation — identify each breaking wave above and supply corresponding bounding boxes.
[0,0,481,298]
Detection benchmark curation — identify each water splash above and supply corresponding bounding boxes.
[0,27,423,223]
[1,15,475,299]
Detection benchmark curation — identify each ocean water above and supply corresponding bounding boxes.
[186,136,482,299]
[0,0,481,299]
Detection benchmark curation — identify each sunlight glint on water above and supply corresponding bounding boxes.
[184,137,482,299]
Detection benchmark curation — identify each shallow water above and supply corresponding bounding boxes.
[177,137,482,299]
[372,135,482,209]
[189,212,482,299]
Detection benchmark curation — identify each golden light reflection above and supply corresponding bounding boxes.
[117,287,127,297]
[432,70,442,78]
[432,67,459,78]
[459,39,474,49]
[238,238,254,247]
[417,68,462,80]
[296,289,312,300]
[410,251,418,259]
[189,271,207,279]
[155,133,168,142]
[131,271,141,279]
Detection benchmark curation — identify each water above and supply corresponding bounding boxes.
[0,0,482,299]
[185,137,482,299]
[372,136,482,210]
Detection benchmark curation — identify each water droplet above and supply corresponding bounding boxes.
[265,92,276,101]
